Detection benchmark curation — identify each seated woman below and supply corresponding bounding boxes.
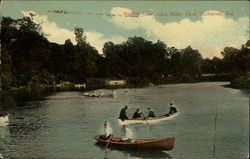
[148,108,156,118]
[122,126,134,142]
[132,109,142,119]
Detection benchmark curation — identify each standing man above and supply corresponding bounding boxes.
[119,105,129,121]
[100,122,113,140]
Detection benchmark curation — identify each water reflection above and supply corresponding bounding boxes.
[0,127,10,138]
[0,127,10,159]
[95,142,172,159]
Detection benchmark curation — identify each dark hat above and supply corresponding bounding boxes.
[125,105,128,108]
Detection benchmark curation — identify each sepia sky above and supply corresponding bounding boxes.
[2,1,249,58]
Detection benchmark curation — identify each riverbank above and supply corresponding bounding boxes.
[0,82,88,108]
[1,73,249,108]
[229,75,250,90]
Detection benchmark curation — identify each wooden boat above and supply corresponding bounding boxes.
[118,112,179,125]
[94,135,175,151]
[0,114,9,127]
[84,94,101,98]
[83,94,114,98]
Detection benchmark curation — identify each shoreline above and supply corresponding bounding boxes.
[1,80,249,108]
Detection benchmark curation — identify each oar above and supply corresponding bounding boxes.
[105,135,113,148]
[141,113,150,125]
[105,141,110,148]
[141,113,146,120]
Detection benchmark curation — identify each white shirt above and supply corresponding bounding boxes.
[123,127,133,140]
[104,124,112,137]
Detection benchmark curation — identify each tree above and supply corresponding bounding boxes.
[1,16,51,86]
[48,43,67,81]
[0,46,14,90]
[221,42,250,77]
[103,37,168,80]
[74,27,86,46]
[63,39,76,81]
[72,27,101,82]
[179,46,202,79]
[221,47,242,76]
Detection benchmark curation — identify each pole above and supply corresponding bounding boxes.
[105,141,110,148]
[213,107,218,159]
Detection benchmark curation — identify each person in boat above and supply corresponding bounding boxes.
[91,91,95,97]
[119,105,129,121]
[99,91,103,97]
[100,122,113,140]
[122,125,134,142]
[148,108,155,118]
[168,103,177,115]
[132,109,142,119]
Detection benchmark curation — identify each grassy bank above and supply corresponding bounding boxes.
[229,75,250,90]
[1,73,247,108]
[0,85,52,108]
[0,82,87,108]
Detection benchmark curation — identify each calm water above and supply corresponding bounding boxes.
[0,82,249,159]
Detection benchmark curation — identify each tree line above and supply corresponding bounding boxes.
[1,16,250,90]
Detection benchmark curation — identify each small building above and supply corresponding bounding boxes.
[75,83,86,90]
[105,79,127,86]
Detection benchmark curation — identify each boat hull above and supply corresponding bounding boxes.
[94,135,175,151]
[118,112,179,125]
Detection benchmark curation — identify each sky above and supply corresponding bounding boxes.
[2,1,249,58]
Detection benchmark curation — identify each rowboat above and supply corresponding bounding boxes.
[84,94,101,98]
[0,115,9,127]
[84,94,114,98]
[118,112,179,125]
[84,91,114,98]
[94,135,175,151]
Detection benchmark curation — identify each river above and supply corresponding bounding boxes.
[0,82,249,159]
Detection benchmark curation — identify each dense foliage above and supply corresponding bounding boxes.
[1,16,250,90]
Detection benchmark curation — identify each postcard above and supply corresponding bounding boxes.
[0,0,249,159]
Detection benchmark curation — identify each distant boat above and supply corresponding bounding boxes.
[124,88,129,92]
[0,113,9,127]
[84,90,114,98]
[118,112,179,125]
[94,135,175,151]
[84,94,101,98]
[84,91,102,98]
[148,83,154,87]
